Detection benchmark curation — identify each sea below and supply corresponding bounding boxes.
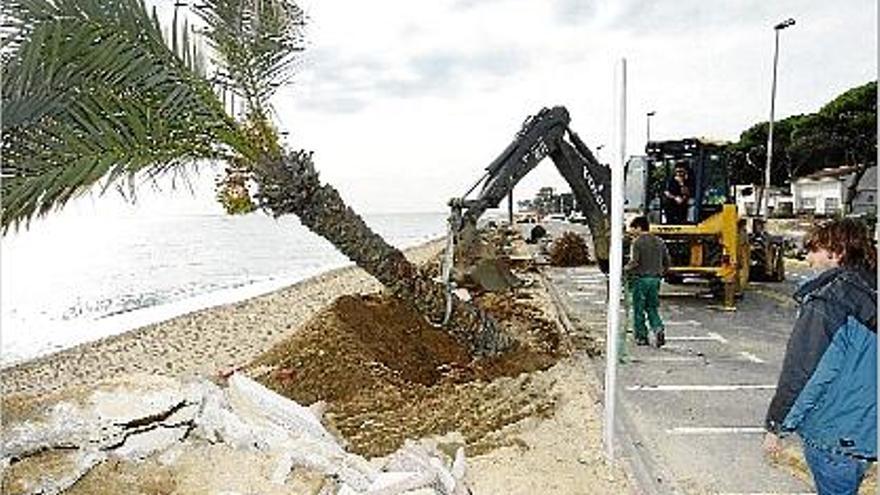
[1,209,451,367]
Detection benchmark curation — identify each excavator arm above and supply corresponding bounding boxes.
[449,106,611,270]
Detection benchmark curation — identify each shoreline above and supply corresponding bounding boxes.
[1,239,445,396]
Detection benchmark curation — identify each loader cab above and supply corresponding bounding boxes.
[642,139,731,225]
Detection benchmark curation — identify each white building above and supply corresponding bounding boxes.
[791,165,876,216]
[733,185,793,217]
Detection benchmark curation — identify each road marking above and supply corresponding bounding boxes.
[631,356,704,363]
[666,426,765,435]
[627,384,775,391]
[665,320,702,326]
[667,332,728,344]
[739,351,765,363]
[566,290,598,297]
[568,275,605,282]
[632,354,765,364]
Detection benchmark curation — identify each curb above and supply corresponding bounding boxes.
[540,268,677,495]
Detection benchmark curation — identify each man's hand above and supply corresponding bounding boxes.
[762,431,783,458]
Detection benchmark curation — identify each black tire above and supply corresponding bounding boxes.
[772,251,786,282]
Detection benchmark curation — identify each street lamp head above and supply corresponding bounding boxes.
[647,111,656,117]
[774,18,795,30]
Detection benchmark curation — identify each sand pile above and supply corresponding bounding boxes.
[246,288,565,458]
[549,231,591,266]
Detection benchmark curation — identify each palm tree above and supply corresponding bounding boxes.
[1,0,514,356]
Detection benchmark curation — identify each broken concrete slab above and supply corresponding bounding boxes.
[1,373,472,495]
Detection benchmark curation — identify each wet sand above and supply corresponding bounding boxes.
[1,240,444,396]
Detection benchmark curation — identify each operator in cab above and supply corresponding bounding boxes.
[663,162,693,223]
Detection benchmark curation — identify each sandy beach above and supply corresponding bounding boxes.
[1,240,445,396]
[2,235,633,494]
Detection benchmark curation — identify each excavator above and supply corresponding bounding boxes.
[440,107,784,313]
[441,106,610,298]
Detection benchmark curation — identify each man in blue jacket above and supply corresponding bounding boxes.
[763,218,877,494]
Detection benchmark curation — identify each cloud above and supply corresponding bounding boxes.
[293,46,532,113]
[552,0,599,25]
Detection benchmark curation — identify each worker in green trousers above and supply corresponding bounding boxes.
[625,216,670,347]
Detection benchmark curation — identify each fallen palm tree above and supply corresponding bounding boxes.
[1,0,512,356]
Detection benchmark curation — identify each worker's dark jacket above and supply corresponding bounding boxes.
[624,233,670,277]
[765,266,877,460]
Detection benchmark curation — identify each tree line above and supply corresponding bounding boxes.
[726,81,877,194]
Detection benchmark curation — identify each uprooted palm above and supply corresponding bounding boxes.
[1,0,514,356]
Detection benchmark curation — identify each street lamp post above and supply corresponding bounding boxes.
[646,111,656,146]
[761,18,795,219]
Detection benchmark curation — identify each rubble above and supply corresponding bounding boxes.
[1,374,470,495]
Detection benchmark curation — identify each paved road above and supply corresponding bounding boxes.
[544,262,817,495]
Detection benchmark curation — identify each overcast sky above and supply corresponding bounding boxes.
[11,0,880,221]
[263,0,875,213]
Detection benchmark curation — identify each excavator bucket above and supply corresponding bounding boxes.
[463,258,522,292]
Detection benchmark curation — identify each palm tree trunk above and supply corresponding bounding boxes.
[843,163,869,214]
[255,150,515,357]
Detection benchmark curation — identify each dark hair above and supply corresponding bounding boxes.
[803,218,876,270]
[630,216,650,232]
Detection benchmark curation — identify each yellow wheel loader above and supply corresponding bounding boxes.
[626,139,785,308]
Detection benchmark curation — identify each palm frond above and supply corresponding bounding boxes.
[196,0,306,119]
[1,0,257,231]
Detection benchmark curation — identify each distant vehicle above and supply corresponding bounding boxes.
[547,213,566,221]
[568,211,587,224]
[515,214,538,224]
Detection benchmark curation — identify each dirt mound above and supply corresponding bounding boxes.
[247,291,565,457]
[549,231,591,266]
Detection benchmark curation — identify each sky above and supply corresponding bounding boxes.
[267,0,876,214]
[8,0,880,221]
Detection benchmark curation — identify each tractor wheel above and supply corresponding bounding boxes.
[772,250,786,282]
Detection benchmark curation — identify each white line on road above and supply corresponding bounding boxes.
[627,384,776,391]
[567,276,605,282]
[632,356,704,363]
[666,426,765,435]
[565,291,598,298]
[739,352,765,363]
[667,332,728,344]
[665,320,702,326]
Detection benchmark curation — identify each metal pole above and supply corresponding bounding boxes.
[762,18,795,220]
[604,57,626,461]
[508,190,514,225]
[646,111,655,146]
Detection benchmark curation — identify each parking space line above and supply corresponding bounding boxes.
[565,290,599,298]
[739,351,765,363]
[627,384,775,391]
[666,426,764,435]
[632,354,767,364]
[666,331,727,344]
[633,356,704,362]
[665,320,702,326]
